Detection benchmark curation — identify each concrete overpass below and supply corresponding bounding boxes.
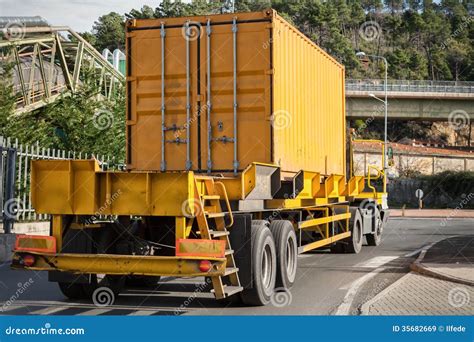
[345,79,474,121]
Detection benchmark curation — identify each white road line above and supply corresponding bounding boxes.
[127,310,158,316]
[29,306,69,315]
[77,308,112,316]
[334,267,386,315]
[404,243,435,257]
[355,256,398,268]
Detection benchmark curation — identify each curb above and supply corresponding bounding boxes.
[359,272,408,315]
[409,238,474,287]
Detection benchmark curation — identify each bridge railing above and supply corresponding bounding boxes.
[346,79,474,94]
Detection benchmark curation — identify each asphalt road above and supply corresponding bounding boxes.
[0,218,472,316]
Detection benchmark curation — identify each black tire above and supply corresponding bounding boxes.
[82,274,125,298]
[58,282,88,300]
[366,206,383,246]
[126,276,161,287]
[330,243,346,253]
[240,220,276,306]
[345,209,363,254]
[268,220,297,289]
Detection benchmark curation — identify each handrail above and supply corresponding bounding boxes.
[367,165,383,198]
[215,181,234,229]
[346,79,474,94]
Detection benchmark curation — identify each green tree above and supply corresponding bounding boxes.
[92,12,125,51]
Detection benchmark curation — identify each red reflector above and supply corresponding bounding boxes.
[22,254,36,267]
[199,260,212,272]
[15,234,56,253]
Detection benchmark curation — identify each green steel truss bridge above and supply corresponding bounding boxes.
[0,22,124,115]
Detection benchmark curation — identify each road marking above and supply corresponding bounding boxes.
[404,243,435,257]
[355,256,398,268]
[29,306,69,315]
[128,310,158,316]
[334,267,386,315]
[77,308,112,316]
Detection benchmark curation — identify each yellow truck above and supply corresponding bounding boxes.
[11,9,388,306]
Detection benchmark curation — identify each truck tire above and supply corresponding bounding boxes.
[268,220,297,289]
[366,206,383,246]
[58,282,88,300]
[126,276,161,287]
[82,274,125,299]
[241,220,276,306]
[345,209,363,254]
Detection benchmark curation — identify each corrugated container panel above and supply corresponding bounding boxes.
[272,15,345,176]
[126,9,346,177]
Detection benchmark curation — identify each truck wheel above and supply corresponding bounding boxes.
[82,274,125,301]
[345,209,363,254]
[58,282,88,300]
[126,276,161,287]
[330,243,345,253]
[269,220,297,289]
[366,207,383,246]
[241,220,276,306]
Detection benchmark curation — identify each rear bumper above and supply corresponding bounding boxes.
[11,251,226,277]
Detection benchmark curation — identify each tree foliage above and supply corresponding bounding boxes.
[96,0,474,81]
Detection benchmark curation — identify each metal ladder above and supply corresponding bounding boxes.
[194,177,242,299]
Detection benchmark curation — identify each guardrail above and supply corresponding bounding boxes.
[346,79,474,94]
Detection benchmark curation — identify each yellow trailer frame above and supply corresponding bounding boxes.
[12,139,388,301]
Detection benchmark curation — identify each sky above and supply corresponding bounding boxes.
[0,0,161,32]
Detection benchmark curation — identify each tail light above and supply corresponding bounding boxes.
[199,260,212,272]
[22,254,36,267]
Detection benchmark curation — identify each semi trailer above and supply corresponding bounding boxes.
[11,9,388,306]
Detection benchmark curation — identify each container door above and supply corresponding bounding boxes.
[127,22,200,171]
[200,19,272,173]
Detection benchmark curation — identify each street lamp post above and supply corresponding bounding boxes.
[355,51,388,191]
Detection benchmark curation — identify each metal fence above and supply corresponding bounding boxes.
[346,79,474,94]
[0,136,121,223]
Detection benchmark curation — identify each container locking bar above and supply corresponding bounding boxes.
[160,22,166,171]
[185,21,192,170]
[206,19,212,172]
[232,17,239,174]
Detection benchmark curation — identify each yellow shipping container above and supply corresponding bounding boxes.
[126,9,345,177]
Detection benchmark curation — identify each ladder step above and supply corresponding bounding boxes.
[224,267,239,276]
[202,195,220,200]
[211,285,243,297]
[225,249,234,255]
[206,212,226,218]
[209,230,229,237]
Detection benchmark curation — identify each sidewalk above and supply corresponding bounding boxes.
[361,236,474,315]
[390,209,474,218]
